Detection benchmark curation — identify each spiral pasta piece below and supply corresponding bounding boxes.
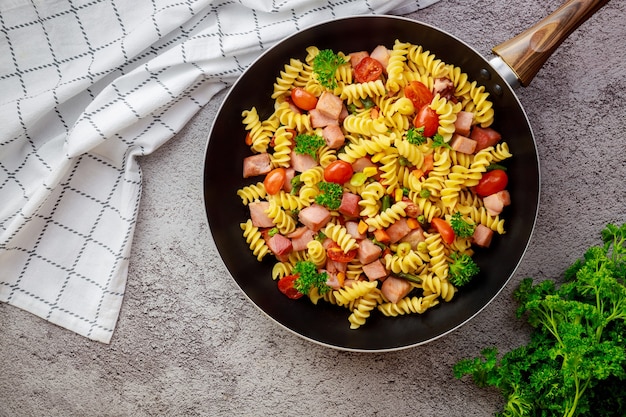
[324,223,359,253]
[365,201,408,230]
[306,240,327,267]
[240,220,270,261]
[348,289,384,329]
[265,199,296,235]
[378,293,440,317]
[358,181,385,217]
[333,280,378,307]
[340,79,387,104]
[237,182,266,205]
[270,126,294,168]
[421,273,457,302]
[385,39,411,93]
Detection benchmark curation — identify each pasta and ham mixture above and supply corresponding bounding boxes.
[237,40,513,330]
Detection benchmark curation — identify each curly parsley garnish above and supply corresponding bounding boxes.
[312,49,346,89]
[406,127,427,145]
[293,260,330,295]
[294,133,325,159]
[315,181,343,210]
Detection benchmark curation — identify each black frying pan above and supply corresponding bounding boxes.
[203,0,607,351]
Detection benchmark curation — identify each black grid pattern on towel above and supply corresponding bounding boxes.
[0,0,432,343]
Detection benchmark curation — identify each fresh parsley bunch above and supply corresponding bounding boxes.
[453,223,626,417]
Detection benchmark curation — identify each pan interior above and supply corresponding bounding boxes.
[203,16,539,351]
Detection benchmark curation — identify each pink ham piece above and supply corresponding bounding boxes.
[322,124,345,149]
[315,91,343,120]
[400,228,425,250]
[471,126,502,152]
[325,271,343,290]
[298,204,331,232]
[249,201,274,228]
[483,190,511,216]
[309,108,339,128]
[290,150,318,172]
[450,133,477,154]
[369,45,390,72]
[338,192,361,218]
[326,259,347,274]
[362,259,388,281]
[472,224,494,248]
[243,153,272,178]
[282,167,295,192]
[349,51,369,67]
[345,221,366,240]
[454,111,474,136]
[267,233,292,256]
[287,226,314,252]
[357,238,382,264]
[381,275,412,303]
[352,156,377,173]
[386,218,411,243]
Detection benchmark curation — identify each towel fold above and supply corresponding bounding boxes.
[0,0,439,343]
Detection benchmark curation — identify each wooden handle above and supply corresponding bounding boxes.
[492,0,609,86]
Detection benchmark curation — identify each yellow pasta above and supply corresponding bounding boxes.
[236,40,514,330]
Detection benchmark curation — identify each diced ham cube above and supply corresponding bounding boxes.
[471,126,502,152]
[287,227,314,252]
[290,150,318,172]
[401,197,421,218]
[298,204,331,232]
[357,238,383,265]
[267,233,293,256]
[282,167,295,192]
[315,91,343,120]
[381,275,412,303]
[386,218,411,243]
[338,192,361,218]
[473,224,494,248]
[345,221,366,240]
[349,51,369,68]
[249,201,274,228]
[400,228,425,250]
[362,259,388,281]
[352,157,377,173]
[370,45,390,73]
[322,124,345,149]
[454,111,474,136]
[326,259,347,274]
[483,190,511,216]
[310,108,339,128]
[433,77,454,95]
[243,153,272,178]
[325,271,343,290]
[338,104,349,123]
[450,133,477,154]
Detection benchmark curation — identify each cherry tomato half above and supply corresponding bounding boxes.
[404,81,433,109]
[263,167,287,195]
[354,57,383,83]
[431,217,455,245]
[413,105,439,137]
[290,87,318,111]
[323,160,354,185]
[326,241,357,263]
[277,274,304,299]
[475,169,509,197]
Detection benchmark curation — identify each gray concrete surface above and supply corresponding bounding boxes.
[2,1,625,416]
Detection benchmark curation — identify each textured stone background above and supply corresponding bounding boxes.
[2,1,625,416]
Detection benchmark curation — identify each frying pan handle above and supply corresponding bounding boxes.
[491,0,609,87]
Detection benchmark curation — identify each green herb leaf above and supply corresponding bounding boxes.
[312,49,346,90]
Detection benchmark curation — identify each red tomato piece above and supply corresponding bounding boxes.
[431,218,455,245]
[326,241,357,263]
[263,167,286,195]
[290,87,318,111]
[404,81,433,109]
[277,274,304,299]
[413,105,439,137]
[475,169,509,197]
[354,57,383,83]
[323,160,353,184]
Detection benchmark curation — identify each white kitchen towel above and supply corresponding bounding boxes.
[0,0,439,343]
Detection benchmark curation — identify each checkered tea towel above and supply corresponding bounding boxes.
[0,0,439,343]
